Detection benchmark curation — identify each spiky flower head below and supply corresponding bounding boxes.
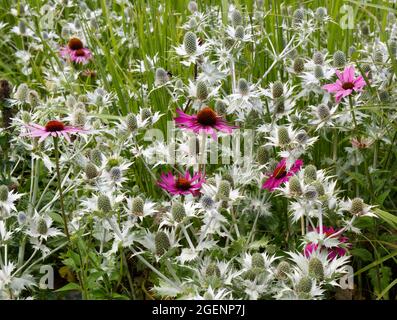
[293,8,305,25]
[196,81,208,100]
[244,267,264,281]
[296,276,312,295]
[215,100,227,115]
[97,194,112,214]
[235,25,245,39]
[15,83,29,102]
[188,1,198,13]
[90,148,102,166]
[272,81,284,98]
[183,31,198,55]
[304,165,317,183]
[293,57,305,73]
[109,166,122,181]
[131,196,144,216]
[333,50,346,68]
[251,253,265,268]
[296,130,309,144]
[171,202,186,222]
[277,126,290,145]
[231,10,243,26]
[317,104,330,120]
[28,90,40,107]
[276,261,291,280]
[313,51,324,65]
[314,65,324,79]
[85,163,99,179]
[201,195,214,210]
[311,181,325,197]
[155,68,169,85]
[304,185,318,200]
[238,78,249,96]
[257,145,269,165]
[315,7,327,20]
[288,175,302,195]
[378,90,390,102]
[140,108,152,121]
[206,263,221,277]
[37,218,48,235]
[308,257,324,281]
[71,109,86,127]
[126,113,138,132]
[155,231,171,255]
[373,50,383,63]
[0,185,9,202]
[217,180,231,200]
[350,197,364,215]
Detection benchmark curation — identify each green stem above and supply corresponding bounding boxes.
[53,136,70,241]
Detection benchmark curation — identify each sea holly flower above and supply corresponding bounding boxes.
[158,170,205,196]
[262,158,303,192]
[322,65,366,103]
[60,37,93,65]
[21,120,88,143]
[174,107,236,140]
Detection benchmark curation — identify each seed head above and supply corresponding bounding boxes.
[215,100,227,115]
[206,263,221,277]
[27,90,40,107]
[201,195,214,210]
[293,8,305,25]
[304,185,318,200]
[90,149,102,166]
[109,166,122,181]
[311,181,325,196]
[155,68,169,85]
[140,108,152,121]
[72,109,87,127]
[314,65,324,79]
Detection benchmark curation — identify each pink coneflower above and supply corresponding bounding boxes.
[322,65,366,103]
[262,158,303,191]
[60,37,92,65]
[158,170,204,196]
[22,120,87,143]
[174,107,236,140]
[304,226,350,260]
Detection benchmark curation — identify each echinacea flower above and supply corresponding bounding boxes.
[322,65,366,103]
[60,37,92,65]
[22,120,88,143]
[262,158,303,191]
[175,107,235,140]
[304,226,350,260]
[158,170,205,196]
